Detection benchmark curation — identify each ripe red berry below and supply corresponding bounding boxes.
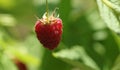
[35,13,62,50]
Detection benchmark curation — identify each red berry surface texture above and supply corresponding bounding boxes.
[35,13,63,50]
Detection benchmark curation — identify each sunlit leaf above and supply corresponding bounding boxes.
[102,0,120,13]
[96,0,120,34]
[53,46,100,70]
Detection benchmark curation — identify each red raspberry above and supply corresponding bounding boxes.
[35,13,62,50]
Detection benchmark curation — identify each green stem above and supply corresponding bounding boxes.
[46,0,49,23]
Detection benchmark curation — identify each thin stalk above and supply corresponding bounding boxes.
[46,0,49,23]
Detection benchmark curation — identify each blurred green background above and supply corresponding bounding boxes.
[0,0,120,70]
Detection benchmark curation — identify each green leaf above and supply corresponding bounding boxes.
[96,0,120,34]
[102,0,120,13]
[53,46,100,70]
